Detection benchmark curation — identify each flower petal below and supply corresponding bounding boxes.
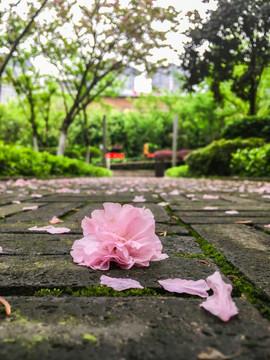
[100,275,143,291]
[200,271,239,322]
[0,296,11,316]
[28,225,70,234]
[158,278,209,297]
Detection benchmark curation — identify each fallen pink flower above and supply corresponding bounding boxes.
[49,216,63,225]
[158,278,210,298]
[200,271,239,322]
[100,275,143,291]
[12,200,21,204]
[132,195,146,203]
[23,205,39,211]
[28,225,71,234]
[0,296,11,316]
[71,202,168,270]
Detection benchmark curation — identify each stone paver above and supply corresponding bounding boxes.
[0,176,270,359]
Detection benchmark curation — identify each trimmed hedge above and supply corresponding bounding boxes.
[186,138,264,176]
[0,143,111,177]
[231,144,270,177]
[165,165,191,178]
[222,116,270,141]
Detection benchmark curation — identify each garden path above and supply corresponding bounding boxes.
[0,177,270,359]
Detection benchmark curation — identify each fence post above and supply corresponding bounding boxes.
[172,115,178,167]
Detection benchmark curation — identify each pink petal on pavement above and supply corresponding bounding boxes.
[203,194,220,200]
[28,225,71,234]
[225,210,239,215]
[100,275,144,291]
[0,296,11,316]
[23,205,39,211]
[200,271,239,322]
[203,206,219,211]
[0,246,3,253]
[132,195,146,203]
[264,224,270,229]
[49,216,63,225]
[158,278,210,298]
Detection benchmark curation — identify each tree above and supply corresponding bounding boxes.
[38,0,180,155]
[6,53,41,150]
[6,51,58,151]
[182,0,270,115]
[0,0,49,80]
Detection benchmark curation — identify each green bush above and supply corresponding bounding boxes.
[165,165,191,178]
[231,144,270,177]
[186,138,264,176]
[222,116,270,140]
[0,142,111,177]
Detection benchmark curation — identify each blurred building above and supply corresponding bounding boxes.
[152,64,180,93]
[0,83,17,103]
[0,64,181,104]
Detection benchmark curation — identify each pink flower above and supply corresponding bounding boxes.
[70,202,168,270]
[158,278,210,298]
[200,271,239,322]
[100,275,143,291]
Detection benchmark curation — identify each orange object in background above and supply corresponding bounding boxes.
[105,152,125,159]
[143,143,149,156]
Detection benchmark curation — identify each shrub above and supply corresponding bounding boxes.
[186,138,264,176]
[231,144,270,177]
[0,142,111,177]
[222,116,270,141]
[165,164,191,178]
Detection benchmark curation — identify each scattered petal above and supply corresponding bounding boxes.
[28,225,71,234]
[49,216,63,225]
[169,189,180,195]
[264,224,270,229]
[235,220,253,224]
[31,193,43,198]
[100,275,143,291]
[0,296,11,316]
[158,278,210,298]
[12,200,21,204]
[200,271,238,322]
[0,246,3,253]
[202,194,220,200]
[225,210,239,215]
[203,206,219,211]
[197,347,231,360]
[157,202,169,207]
[23,205,39,211]
[132,195,146,203]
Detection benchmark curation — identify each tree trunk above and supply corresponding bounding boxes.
[85,146,91,163]
[33,135,39,152]
[57,130,67,156]
[248,82,257,115]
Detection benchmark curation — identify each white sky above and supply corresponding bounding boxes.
[34,0,216,73]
